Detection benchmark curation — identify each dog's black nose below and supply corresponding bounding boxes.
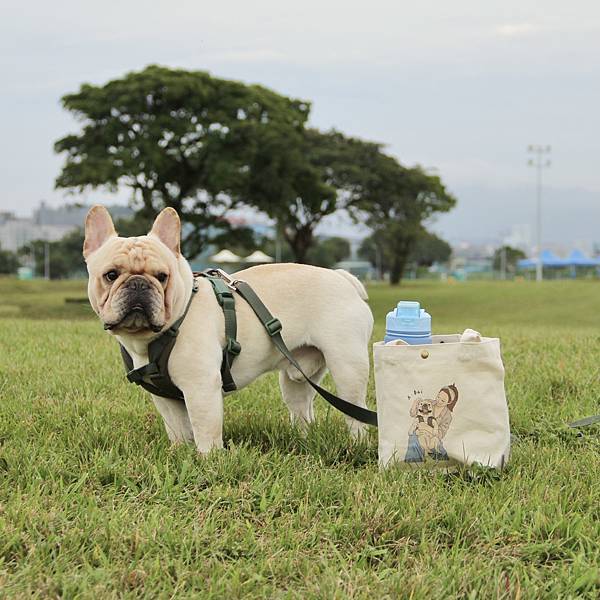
[126,276,150,291]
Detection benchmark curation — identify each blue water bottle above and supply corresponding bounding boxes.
[384,301,432,345]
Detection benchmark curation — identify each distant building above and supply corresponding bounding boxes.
[0,201,133,252]
[502,224,532,253]
[0,213,72,251]
[33,201,133,227]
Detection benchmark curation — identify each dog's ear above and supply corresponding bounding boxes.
[149,207,181,255]
[83,205,117,259]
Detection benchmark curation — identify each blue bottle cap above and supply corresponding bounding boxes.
[385,300,431,336]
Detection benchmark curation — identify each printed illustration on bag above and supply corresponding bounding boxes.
[405,384,459,462]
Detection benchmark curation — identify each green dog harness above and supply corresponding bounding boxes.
[120,271,241,398]
[120,269,378,426]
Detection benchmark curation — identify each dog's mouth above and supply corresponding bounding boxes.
[104,306,163,333]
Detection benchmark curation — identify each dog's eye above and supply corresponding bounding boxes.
[104,269,119,282]
[156,272,168,284]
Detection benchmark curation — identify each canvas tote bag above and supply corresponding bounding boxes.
[374,334,511,469]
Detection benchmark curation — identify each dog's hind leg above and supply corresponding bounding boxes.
[279,367,326,432]
[323,349,371,439]
[279,346,326,432]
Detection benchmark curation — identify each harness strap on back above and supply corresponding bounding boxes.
[233,280,378,427]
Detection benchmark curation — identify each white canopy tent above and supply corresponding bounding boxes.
[244,250,274,264]
[209,249,243,263]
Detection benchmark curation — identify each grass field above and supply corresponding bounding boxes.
[0,277,599,598]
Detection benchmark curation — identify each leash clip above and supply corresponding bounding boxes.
[205,268,240,290]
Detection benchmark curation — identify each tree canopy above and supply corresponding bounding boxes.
[55,65,457,279]
[410,230,452,266]
[243,129,382,262]
[55,65,310,256]
[493,245,526,274]
[350,155,456,283]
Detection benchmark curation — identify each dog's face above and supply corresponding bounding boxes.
[416,399,434,416]
[83,206,184,335]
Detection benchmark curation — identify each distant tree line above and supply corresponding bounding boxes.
[50,65,457,283]
[0,246,19,274]
[492,245,526,275]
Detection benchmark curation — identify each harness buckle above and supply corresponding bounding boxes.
[126,370,143,384]
[216,290,234,308]
[127,363,159,385]
[264,318,282,336]
[225,339,242,356]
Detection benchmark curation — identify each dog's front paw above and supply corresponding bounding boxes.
[195,438,224,455]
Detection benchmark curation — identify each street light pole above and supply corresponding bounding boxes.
[275,220,282,263]
[44,241,50,280]
[527,145,551,282]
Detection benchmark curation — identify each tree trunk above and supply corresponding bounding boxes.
[286,226,314,264]
[390,253,407,285]
[389,238,413,285]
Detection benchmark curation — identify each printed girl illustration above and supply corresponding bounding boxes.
[405,384,459,462]
[432,384,459,458]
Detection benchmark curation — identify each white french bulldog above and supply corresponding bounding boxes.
[83,205,374,453]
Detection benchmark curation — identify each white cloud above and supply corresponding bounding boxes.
[201,48,289,64]
[495,23,541,37]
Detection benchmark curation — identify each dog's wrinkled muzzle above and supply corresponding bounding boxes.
[104,307,163,333]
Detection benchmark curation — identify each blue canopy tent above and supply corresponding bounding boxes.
[516,257,537,269]
[565,249,600,267]
[517,250,566,270]
[540,250,567,267]
[564,250,600,278]
[517,249,600,278]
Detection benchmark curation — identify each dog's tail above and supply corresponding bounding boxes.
[335,269,368,301]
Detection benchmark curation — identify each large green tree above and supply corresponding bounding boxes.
[410,230,452,266]
[351,154,456,284]
[244,129,382,263]
[359,229,452,279]
[55,65,310,256]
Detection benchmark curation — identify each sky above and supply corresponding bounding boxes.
[2,1,600,248]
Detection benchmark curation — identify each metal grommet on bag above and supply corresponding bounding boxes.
[420,350,429,359]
